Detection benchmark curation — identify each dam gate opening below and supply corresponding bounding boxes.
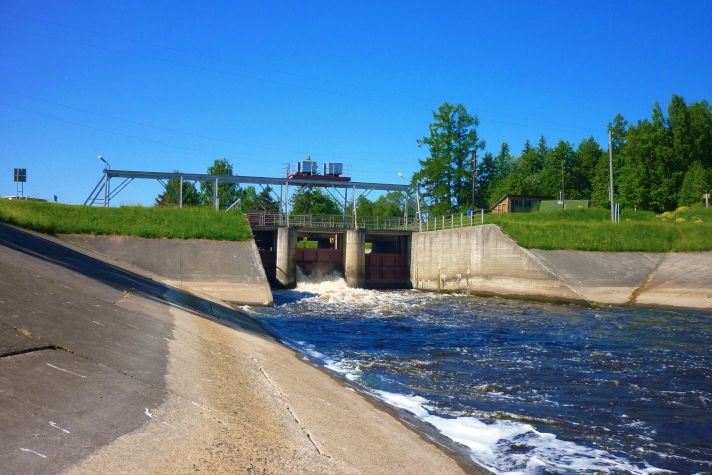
[252,227,411,290]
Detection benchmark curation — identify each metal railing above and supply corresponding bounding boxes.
[246,213,416,231]
[420,210,488,232]
[245,210,490,232]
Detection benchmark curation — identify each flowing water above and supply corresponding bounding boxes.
[244,275,712,474]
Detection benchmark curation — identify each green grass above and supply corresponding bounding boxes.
[0,200,253,241]
[487,206,712,252]
[2,199,711,251]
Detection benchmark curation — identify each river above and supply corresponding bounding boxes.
[244,274,712,474]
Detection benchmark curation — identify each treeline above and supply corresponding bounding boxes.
[157,94,712,216]
[416,95,712,215]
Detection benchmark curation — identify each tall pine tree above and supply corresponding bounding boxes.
[414,102,485,215]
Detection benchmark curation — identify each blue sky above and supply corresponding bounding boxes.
[2,1,710,205]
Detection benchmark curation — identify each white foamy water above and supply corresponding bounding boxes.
[293,269,448,314]
[371,389,668,475]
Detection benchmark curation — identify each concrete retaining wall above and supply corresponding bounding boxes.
[411,225,712,312]
[62,227,712,312]
[411,225,582,301]
[63,235,274,306]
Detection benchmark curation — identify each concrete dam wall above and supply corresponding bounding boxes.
[410,224,712,311]
[62,226,712,312]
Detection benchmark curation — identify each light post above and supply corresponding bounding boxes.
[608,130,615,223]
[99,155,110,207]
[472,151,477,212]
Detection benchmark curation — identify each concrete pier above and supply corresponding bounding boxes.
[276,227,297,288]
[344,229,366,288]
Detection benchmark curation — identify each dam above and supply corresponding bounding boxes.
[81,167,712,311]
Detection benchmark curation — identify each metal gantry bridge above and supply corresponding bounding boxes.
[85,169,422,230]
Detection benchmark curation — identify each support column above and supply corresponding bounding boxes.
[345,229,366,288]
[276,227,297,288]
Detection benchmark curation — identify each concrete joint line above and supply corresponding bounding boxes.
[525,248,590,303]
[257,362,324,456]
[0,344,61,358]
[628,268,659,307]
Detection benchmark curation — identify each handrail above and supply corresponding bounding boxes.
[245,210,490,232]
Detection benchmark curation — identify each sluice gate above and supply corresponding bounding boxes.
[296,248,344,276]
[252,227,411,290]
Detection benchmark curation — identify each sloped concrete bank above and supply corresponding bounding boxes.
[62,234,274,306]
[1,223,477,474]
[411,225,712,312]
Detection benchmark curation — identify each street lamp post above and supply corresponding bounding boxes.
[99,155,110,207]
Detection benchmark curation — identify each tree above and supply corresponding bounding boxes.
[414,102,485,215]
[616,118,656,211]
[539,139,571,199]
[412,94,712,214]
[687,99,712,168]
[355,195,375,217]
[154,171,200,207]
[239,186,280,212]
[504,138,547,196]
[590,153,611,208]
[355,193,405,218]
[568,137,603,200]
[668,95,693,171]
[485,143,515,205]
[678,161,711,207]
[474,151,495,208]
[200,158,241,209]
[375,192,405,217]
[608,114,628,151]
[291,187,341,214]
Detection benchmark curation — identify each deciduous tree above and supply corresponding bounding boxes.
[291,187,341,214]
[239,186,280,212]
[154,171,200,207]
[678,161,711,207]
[200,158,241,209]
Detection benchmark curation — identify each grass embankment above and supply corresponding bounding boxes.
[0,200,253,241]
[2,200,711,251]
[489,207,712,252]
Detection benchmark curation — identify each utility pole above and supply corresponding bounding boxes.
[609,130,615,223]
[471,151,477,212]
[561,159,565,210]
